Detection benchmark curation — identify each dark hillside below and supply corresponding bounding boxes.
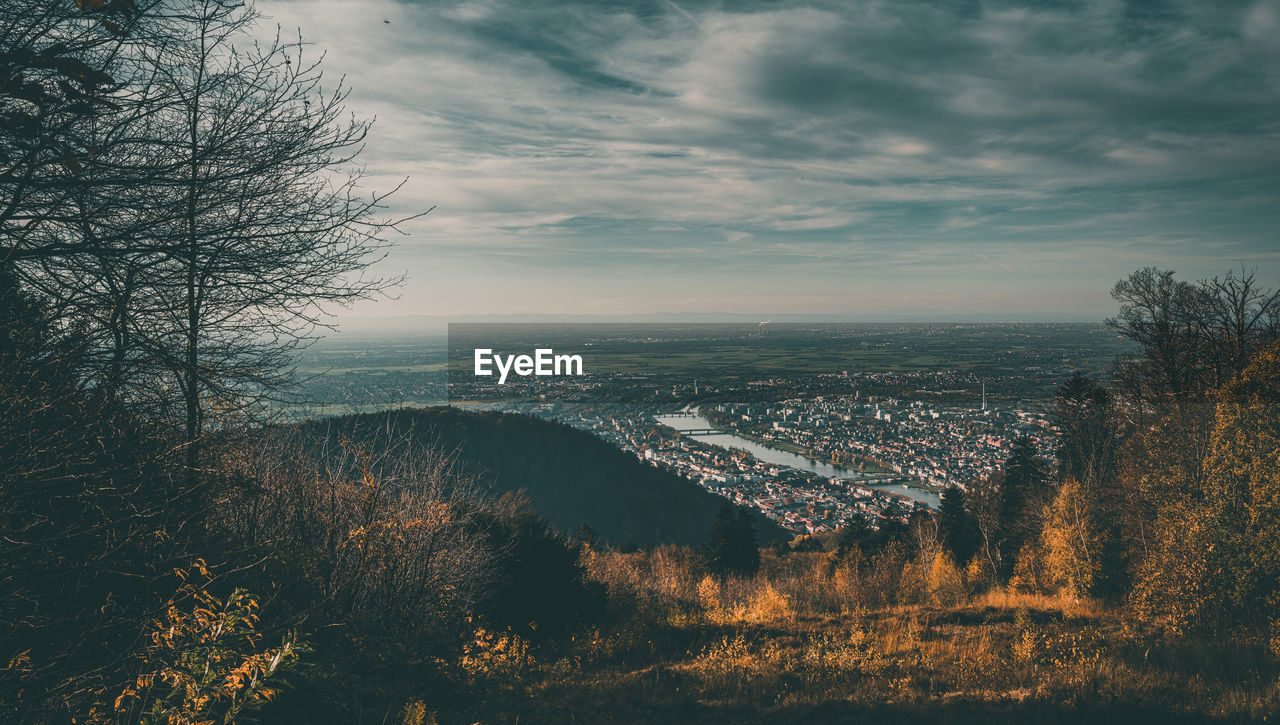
[309,407,786,547]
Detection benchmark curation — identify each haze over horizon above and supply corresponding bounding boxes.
[259,0,1280,324]
[332,312,1110,336]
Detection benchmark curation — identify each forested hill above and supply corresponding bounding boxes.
[308,407,787,547]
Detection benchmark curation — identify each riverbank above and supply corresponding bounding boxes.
[726,430,893,476]
[656,411,941,508]
[696,413,952,501]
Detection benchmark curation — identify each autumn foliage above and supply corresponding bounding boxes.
[103,561,299,725]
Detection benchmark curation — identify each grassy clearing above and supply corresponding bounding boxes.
[442,550,1280,724]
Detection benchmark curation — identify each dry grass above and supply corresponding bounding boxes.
[445,548,1280,724]
[972,588,1104,618]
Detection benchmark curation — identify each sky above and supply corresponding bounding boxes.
[258,0,1280,323]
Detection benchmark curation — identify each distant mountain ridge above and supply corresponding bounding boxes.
[307,406,786,547]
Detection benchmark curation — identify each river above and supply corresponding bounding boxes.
[653,411,941,508]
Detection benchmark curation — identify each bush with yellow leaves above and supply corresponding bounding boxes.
[1041,478,1102,598]
[797,623,889,682]
[737,583,795,624]
[399,699,437,725]
[699,577,794,626]
[696,574,721,613]
[457,625,532,685]
[100,561,299,725]
[926,550,967,606]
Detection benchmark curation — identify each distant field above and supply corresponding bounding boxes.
[291,322,1137,407]
[445,322,1133,377]
[296,362,447,375]
[581,347,991,375]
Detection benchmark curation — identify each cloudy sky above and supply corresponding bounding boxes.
[260,0,1280,322]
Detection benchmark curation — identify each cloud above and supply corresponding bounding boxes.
[255,0,1280,318]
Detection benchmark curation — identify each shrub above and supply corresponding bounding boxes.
[476,494,606,638]
[927,550,966,606]
[965,554,995,594]
[737,584,795,624]
[102,561,298,725]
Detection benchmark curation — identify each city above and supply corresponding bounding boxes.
[510,383,1054,535]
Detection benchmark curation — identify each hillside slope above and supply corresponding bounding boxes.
[309,407,786,547]
[449,588,1274,724]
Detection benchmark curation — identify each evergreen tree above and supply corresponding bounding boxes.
[1053,372,1116,486]
[997,436,1049,577]
[874,517,911,548]
[705,501,760,576]
[836,513,910,568]
[479,506,605,637]
[939,486,978,566]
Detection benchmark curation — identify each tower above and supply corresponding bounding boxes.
[981,380,986,411]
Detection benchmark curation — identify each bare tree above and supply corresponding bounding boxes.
[910,512,939,595]
[148,1,422,472]
[2,0,129,251]
[1108,267,1204,412]
[966,472,1004,583]
[1109,266,1280,417]
[2,3,428,717]
[1,0,187,263]
[9,1,422,471]
[1196,268,1280,388]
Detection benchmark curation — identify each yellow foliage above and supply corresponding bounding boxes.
[1009,542,1049,594]
[696,574,720,612]
[1131,501,1216,634]
[797,624,888,678]
[831,565,860,611]
[458,627,531,683]
[1011,609,1040,666]
[926,550,966,605]
[103,561,298,725]
[400,700,436,725]
[1041,478,1101,598]
[738,583,795,624]
[965,554,994,594]
[1134,342,1280,635]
